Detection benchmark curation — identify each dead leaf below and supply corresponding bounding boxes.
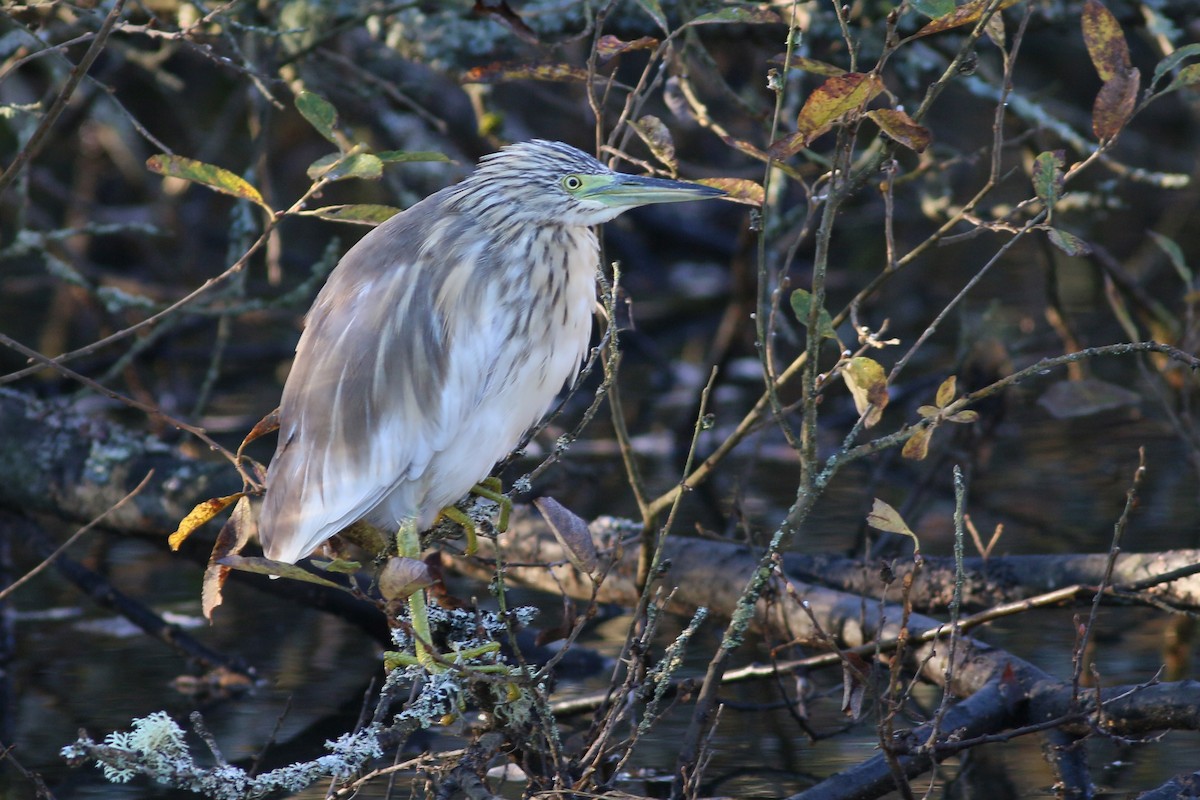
[842,356,889,427]
[535,497,599,575]
[1081,0,1132,82]
[696,177,765,206]
[865,108,932,153]
[1092,67,1140,141]
[170,492,245,551]
[596,34,659,63]
[630,115,678,173]
[771,73,884,159]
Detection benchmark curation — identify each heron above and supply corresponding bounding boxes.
[258,139,724,664]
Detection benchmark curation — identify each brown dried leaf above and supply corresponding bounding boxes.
[1092,67,1140,141]
[217,555,348,588]
[1082,0,1132,82]
[240,408,280,451]
[535,497,599,575]
[866,497,915,537]
[201,495,255,621]
[379,556,436,601]
[596,34,659,63]
[865,108,932,153]
[630,115,678,173]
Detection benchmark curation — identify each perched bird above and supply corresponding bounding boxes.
[259,139,723,568]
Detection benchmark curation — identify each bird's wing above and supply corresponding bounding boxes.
[259,193,495,562]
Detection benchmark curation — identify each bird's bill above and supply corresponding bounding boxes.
[581,173,726,206]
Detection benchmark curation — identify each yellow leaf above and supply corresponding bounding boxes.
[169,492,245,550]
[771,73,884,158]
[147,155,267,209]
[902,426,933,460]
[1082,0,1132,82]
[865,109,932,153]
[842,356,889,428]
[914,0,1026,38]
[935,375,958,408]
[696,178,764,207]
[866,498,921,552]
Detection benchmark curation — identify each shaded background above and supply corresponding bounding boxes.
[2,0,1199,796]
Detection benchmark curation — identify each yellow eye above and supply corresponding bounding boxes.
[562,175,583,191]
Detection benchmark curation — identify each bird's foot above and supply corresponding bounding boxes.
[436,478,512,556]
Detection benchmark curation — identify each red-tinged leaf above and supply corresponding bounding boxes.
[696,177,764,207]
[1046,227,1093,256]
[843,356,889,428]
[596,34,659,63]
[865,108,932,153]
[147,155,267,208]
[239,407,279,453]
[914,0,1026,38]
[1082,0,1131,82]
[1164,63,1200,95]
[789,72,884,153]
[295,91,340,146]
[902,425,934,460]
[686,7,782,25]
[462,61,592,84]
[535,497,600,575]
[201,495,254,621]
[1037,377,1141,419]
[170,492,245,551]
[630,115,677,173]
[301,204,402,225]
[1032,150,1065,211]
[474,0,539,44]
[769,131,809,160]
[935,375,958,408]
[1092,67,1140,141]
[767,54,846,77]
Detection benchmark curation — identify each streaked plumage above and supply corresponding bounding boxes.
[259,140,722,564]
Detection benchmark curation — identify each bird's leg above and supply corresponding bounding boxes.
[436,478,512,556]
[396,519,436,669]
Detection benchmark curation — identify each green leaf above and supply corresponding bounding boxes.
[217,555,348,589]
[146,155,267,208]
[300,204,403,225]
[686,7,782,25]
[307,152,384,182]
[1164,63,1200,95]
[375,149,452,164]
[909,0,955,17]
[1046,227,1093,256]
[1032,150,1065,212]
[790,289,837,340]
[633,0,668,33]
[1150,42,1200,89]
[295,91,340,146]
[1148,231,1192,284]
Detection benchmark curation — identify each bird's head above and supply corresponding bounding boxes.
[458,139,725,226]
